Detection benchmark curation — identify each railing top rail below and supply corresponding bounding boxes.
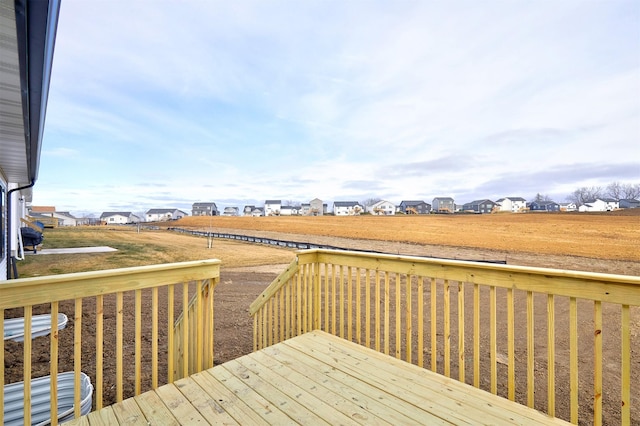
[294,249,640,305]
[296,249,640,283]
[249,258,299,315]
[0,259,221,309]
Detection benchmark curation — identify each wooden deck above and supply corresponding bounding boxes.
[68,331,570,425]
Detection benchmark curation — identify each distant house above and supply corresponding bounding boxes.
[432,197,455,213]
[264,200,281,216]
[495,197,527,213]
[309,198,325,216]
[100,212,140,224]
[51,211,79,226]
[366,200,396,215]
[30,206,79,226]
[192,202,218,216]
[222,207,240,216]
[250,207,264,217]
[280,206,300,216]
[243,205,255,216]
[333,201,363,216]
[559,202,577,212]
[146,208,188,222]
[619,199,640,209]
[462,199,496,214]
[398,200,431,214]
[578,198,619,212]
[529,201,560,212]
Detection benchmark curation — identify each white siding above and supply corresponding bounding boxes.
[105,215,129,224]
[0,258,6,280]
[367,201,396,215]
[1,179,6,280]
[264,202,281,216]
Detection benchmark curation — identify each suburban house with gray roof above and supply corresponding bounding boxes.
[462,200,497,214]
[619,199,640,209]
[30,206,79,226]
[366,200,396,215]
[333,201,363,216]
[192,202,218,216]
[432,197,455,213]
[100,212,141,224]
[578,198,619,212]
[529,200,560,212]
[559,202,577,212]
[398,200,431,214]
[309,198,326,216]
[280,206,300,216]
[223,207,240,216]
[146,208,188,222]
[264,200,281,216]
[495,197,527,212]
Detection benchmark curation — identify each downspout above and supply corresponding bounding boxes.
[7,179,35,279]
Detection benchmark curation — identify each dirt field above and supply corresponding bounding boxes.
[5,212,640,424]
[178,210,640,261]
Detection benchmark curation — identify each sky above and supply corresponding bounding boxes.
[35,1,640,217]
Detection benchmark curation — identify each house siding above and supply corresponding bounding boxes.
[367,201,396,215]
[579,199,619,212]
[309,198,324,216]
[333,202,363,216]
[399,201,431,214]
[432,197,455,213]
[462,200,496,214]
[104,215,129,224]
[264,200,281,216]
[497,197,527,212]
[222,207,239,216]
[620,199,640,209]
[101,212,139,224]
[192,203,218,216]
[529,201,560,212]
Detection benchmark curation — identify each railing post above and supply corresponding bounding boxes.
[313,261,320,330]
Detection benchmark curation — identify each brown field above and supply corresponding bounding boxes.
[175,210,640,263]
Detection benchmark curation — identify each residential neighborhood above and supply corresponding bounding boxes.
[25,193,640,226]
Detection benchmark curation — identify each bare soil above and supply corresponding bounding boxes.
[4,220,640,424]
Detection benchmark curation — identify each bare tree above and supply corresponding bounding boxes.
[604,181,640,200]
[621,183,640,199]
[605,182,623,199]
[531,193,552,203]
[285,200,301,208]
[566,186,603,206]
[362,197,382,207]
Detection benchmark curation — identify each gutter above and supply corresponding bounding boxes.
[14,0,62,183]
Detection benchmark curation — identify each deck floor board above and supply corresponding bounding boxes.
[67,331,571,425]
[246,347,396,425]
[171,376,239,425]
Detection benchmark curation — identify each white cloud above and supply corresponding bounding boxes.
[38,0,640,214]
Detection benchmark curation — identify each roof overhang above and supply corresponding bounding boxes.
[0,0,60,185]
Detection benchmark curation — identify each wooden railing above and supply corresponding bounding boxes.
[0,259,220,425]
[250,249,640,425]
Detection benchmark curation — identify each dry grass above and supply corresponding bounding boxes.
[17,227,295,278]
[176,212,640,262]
